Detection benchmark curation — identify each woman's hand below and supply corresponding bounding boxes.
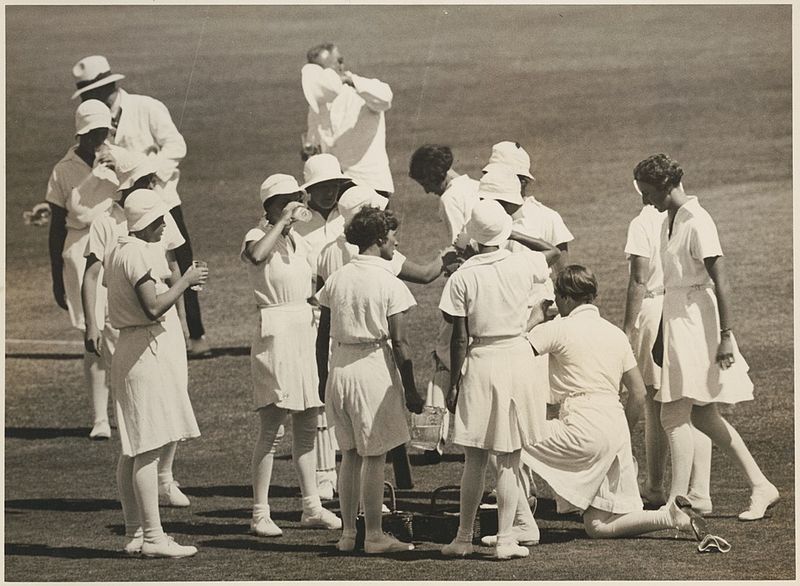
[84,324,102,357]
[716,334,735,369]
[183,264,208,289]
[446,385,459,414]
[405,388,425,414]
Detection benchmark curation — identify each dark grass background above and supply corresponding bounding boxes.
[4,4,794,581]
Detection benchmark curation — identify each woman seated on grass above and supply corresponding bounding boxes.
[316,206,424,554]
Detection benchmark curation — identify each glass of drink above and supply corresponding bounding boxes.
[190,260,207,291]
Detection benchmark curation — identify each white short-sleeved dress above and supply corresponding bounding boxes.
[106,236,200,457]
[658,197,753,405]
[317,234,405,284]
[318,255,416,456]
[525,305,643,514]
[624,204,666,388]
[242,222,321,412]
[439,248,550,452]
[85,203,185,370]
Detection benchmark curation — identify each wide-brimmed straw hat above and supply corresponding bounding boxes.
[125,189,168,232]
[301,154,349,189]
[466,199,513,247]
[301,63,343,114]
[71,55,125,100]
[477,167,524,206]
[482,141,534,180]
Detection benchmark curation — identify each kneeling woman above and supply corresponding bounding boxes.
[106,189,206,558]
[316,206,424,554]
[524,265,704,539]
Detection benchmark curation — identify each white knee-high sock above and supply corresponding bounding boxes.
[83,351,109,425]
[292,409,321,512]
[584,507,674,538]
[116,454,140,537]
[132,448,163,543]
[338,450,362,535]
[457,448,489,541]
[660,399,695,501]
[688,427,712,502]
[252,407,286,517]
[513,470,536,530]
[361,454,386,542]
[495,451,522,543]
[644,393,667,493]
[157,442,178,486]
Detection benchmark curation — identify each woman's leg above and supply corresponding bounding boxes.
[659,398,695,502]
[85,351,110,439]
[251,405,286,536]
[493,450,530,559]
[442,447,488,557]
[691,404,778,519]
[157,442,190,507]
[336,448,362,551]
[116,454,142,553]
[583,503,689,539]
[295,408,342,528]
[315,410,338,499]
[642,391,667,504]
[361,452,413,553]
[687,427,713,513]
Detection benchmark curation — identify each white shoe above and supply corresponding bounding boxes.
[122,534,144,556]
[89,420,111,440]
[364,533,414,554]
[317,480,335,501]
[441,539,474,557]
[381,504,391,514]
[250,516,283,537]
[671,496,707,540]
[738,483,779,521]
[336,533,356,552]
[300,507,342,530]
[481,525,540,547]
[159,481,190,508]
[686,491,713,515]
[141,535,197,558]
[494,542,530,560]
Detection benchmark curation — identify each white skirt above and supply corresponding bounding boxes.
[522,392,643,514]
[630,295,663,388]
[250,304,322,412]
[453,336,546,452]
[657,286,753,404]
[111,309,200,456]
[325,341,409,457]
[62,227,105,331]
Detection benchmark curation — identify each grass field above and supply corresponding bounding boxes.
[4,4,794,581]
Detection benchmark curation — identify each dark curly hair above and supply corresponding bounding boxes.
[633,154,684,190]
[306,42,336,65]
[555,265,598,304]
[408,145,453,186]
[345,207,400,252]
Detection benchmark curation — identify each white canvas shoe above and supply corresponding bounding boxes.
[300,507,342,530]
[159,481,190,508]
[738,483,779,521]
[141,535,197,558]
[250,516,283,537]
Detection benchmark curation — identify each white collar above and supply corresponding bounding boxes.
[458,248,511,270]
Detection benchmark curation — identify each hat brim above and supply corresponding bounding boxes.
[127,204,168,233]
[76,119,111,136]
[481,163,534,181]
[118,159,160,191]
[467,213,513,247]
[71,73,125,99]
[300,173,350,190]
[478,190,525,207]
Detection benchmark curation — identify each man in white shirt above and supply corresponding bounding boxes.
[70,55,210,356]
[301,43,394,197]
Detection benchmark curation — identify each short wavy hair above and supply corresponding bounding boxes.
[633,154,684,190]
[345,207,400,252]
[307,42,336,65]
[408,144,453,186]
[555,265,598,304]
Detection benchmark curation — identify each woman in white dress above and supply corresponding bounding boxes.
[525,265,708,540]
[633,153,778,520]
[316,206,424,554]
[106,189,206,558]
[623,193,713,513]
[439,199,559,560]
[242,174,342,537]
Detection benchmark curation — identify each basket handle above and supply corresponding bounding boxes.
[430,484,461,509]
[383,481,396,511]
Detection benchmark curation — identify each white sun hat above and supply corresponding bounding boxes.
[71,55,125,100]
[74,99,112,136]
[482,141,534,180]
[117,153,160,191]
[337,185,388,224]
[466,199,513,247]
[124,189,168,232]
[301,63,343,114]
[301,153,350,189]
[477,167,524,206]
[260,174,302,204]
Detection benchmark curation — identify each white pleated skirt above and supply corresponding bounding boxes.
[111,309,200,456]
[657,285,753,404]
[325,341,410,457]
[62,227,105,331]
[522,392,643,514]
[630,294,663,388]
[453,336,546,452]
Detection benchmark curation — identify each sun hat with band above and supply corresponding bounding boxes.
[482,141,534,180]
[301,153,350,190]
[337,185,388,224]
[259,174,303,204]
[124,189,168,232]
[466,199,513,247]
[477,167,524,206]
[75,99,112,136]
[301,63,343,115]
[71,55,125,100]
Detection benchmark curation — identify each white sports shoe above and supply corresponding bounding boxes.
[141,535,197,558]
[494,542,530,560]
[89,420,111,440]
[481,525,540,547]
[300,507,342,530]
[441,539,474,557]
[364,533,414,554]
[122,534,144,556]
[250,516,283,537]
[159,481,190,508]
[738,483,779,521]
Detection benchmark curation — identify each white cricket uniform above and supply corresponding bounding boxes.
[241,223,322,412]
[46,147,118,330]
[439,248,550,452]
[318,255,416,456]
[106,236,200,456]
[520,196,574,248]
[317,234,405,284]
[109,89,186,209]
[657,197,753,404]
[293,208,345,275]
[525,304,643,515]
[624,205,666,388]
[306,74,394,194]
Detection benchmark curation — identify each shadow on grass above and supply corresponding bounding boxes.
[197,508,306,522]
[5,543,123,559]
[408,453,464,465]
[181,484,300,499]
[198,537,331,553]
[5,427,90,439]
[162,521,251,536]
[6,498,120,512]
